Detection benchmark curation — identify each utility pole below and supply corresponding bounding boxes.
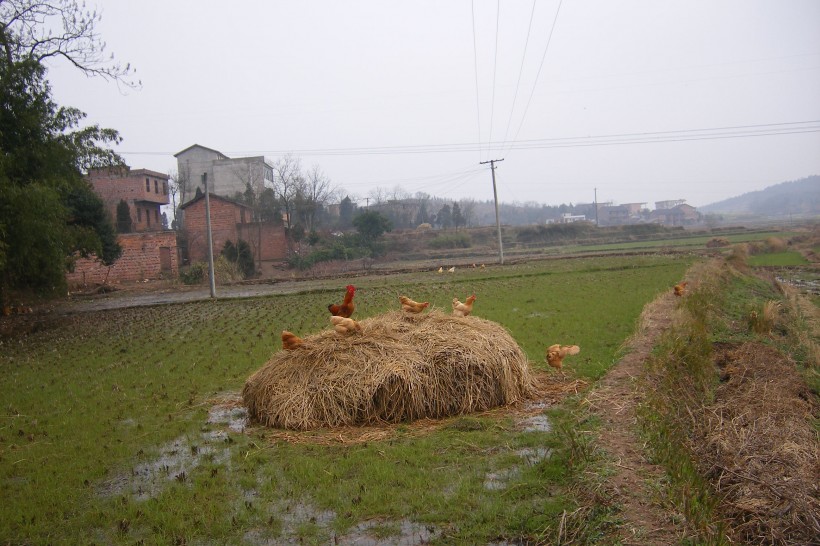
[594,187,599,227]
[202,173,217,298]
[480,158,505,265]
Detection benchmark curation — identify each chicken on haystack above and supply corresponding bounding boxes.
[281,330,304,350]
[328,285,356,318]
[452,295,477,317]
[399,295,429,314]
[330,315,362,335]
[546,344,580,374]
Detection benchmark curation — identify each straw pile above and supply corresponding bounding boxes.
[243,310,536,430]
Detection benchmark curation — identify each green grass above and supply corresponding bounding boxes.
[1,254,692,544]
[747,250,809,266]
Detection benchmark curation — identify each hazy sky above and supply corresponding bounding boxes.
[46,1,820,209]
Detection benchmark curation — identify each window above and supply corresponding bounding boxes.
[162,181,167,194]
[145,178,150,191]
[147,209,151,226]
[240,209,246,223]
[154,180,158,193]
[137,207,142,222]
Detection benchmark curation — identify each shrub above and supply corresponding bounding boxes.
[726,243,749,269]
[428,232,471,249]
[706,237,730,248]
[179,262,206,285]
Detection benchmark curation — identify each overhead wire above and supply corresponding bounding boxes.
[504,0,563,157]
[487,0,501,163]
[470,0,483,164]
[500,0,538,151]
[118,120,820,158]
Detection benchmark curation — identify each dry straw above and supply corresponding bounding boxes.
[243,310,536,431]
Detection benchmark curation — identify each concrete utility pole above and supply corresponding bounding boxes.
[480,158,505,265]
[594,187,599,227]
[202,173,217,298]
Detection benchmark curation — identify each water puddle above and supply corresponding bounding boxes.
[519,414,551,432]
[338,519,440,545]
[100,399,246,500]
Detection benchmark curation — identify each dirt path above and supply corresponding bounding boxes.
[584,291,687,545]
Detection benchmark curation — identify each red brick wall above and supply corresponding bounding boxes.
[66,231,179,287]
[184,198,288,263]
[237,223,288,261]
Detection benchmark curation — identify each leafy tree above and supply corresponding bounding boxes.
[0,1,131,299]
[0,60,121,298]
[116,199,132,233]
[452,202,464,230]
[339,196,355,229]
[258,187,282,224]
[436,204,452,229]
[353,210,392,246]
[221,239,255,279]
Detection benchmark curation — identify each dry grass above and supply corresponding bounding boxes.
[243,310,537,431]
[705,342,820,545]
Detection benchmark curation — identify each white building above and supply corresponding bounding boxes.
[175,144,274,204]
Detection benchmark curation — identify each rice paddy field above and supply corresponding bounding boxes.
[1,254,693,544]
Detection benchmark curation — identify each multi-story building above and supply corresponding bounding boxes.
[67,166,178,287]
[87,166,170,231]
[174,144,274,204]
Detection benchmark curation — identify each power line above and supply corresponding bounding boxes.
[487,0,501,163]
[505,0,563,157]
[118,120,820,157]
[470,0,483,163]
[500,0,538,151]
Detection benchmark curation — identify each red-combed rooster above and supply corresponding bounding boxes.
[328,285,356,318]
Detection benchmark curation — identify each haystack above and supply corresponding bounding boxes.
[243,310,536,430]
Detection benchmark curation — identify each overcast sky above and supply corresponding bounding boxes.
[46,1,820,209]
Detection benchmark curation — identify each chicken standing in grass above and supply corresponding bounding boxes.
[673,281,688,297]
[328,285,356,318]
[546,344,580,375]
[452,295,476,317]
[281,330,304,350]
[399,295,429,314]
[330,315,362,335]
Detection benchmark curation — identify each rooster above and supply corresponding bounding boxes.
[281,330,304,350]
[546,344,580,375]
[437,267,443,274]
[673,281,688,297]
[448,266,455,273]
[328,285,356,318]
[399,295,429,314]
[330,315,362,335]
[452,295,476,317]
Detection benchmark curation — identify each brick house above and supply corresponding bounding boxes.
[649,203,701,226]
[180,193,288,265]
[65,166,179,287]
[87,166,170,231]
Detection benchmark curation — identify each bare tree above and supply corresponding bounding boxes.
[368,187,387,207]
[296,164,335,232]
[459,198,477,227]
[271,154,302,231]
[0,0,139,86]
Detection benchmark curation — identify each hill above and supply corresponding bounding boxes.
[699,175,819,216]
